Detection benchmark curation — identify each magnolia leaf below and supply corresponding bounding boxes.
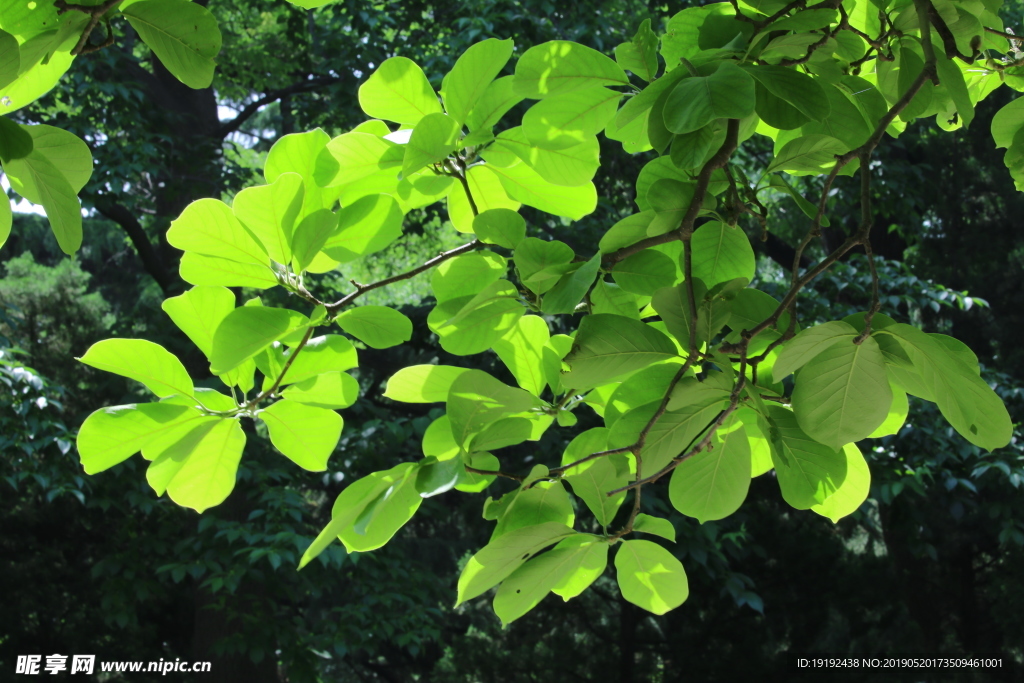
[79,339,194,399]
[260,400,342,471]
[210,307,309,374]
[810,443,871,523]
[384,365,470,403]
[514,40,628,98]
[563,315,678,391]
[77,403,204,474]
[615,539,689,615]
[123,0,222,90]
[335,306,412,349]
[456,522,576,605]
[281,371,360,409]
[669,415,751,523]
[358,56,441,125]
[791,336,892,450]
[444,38,514,124]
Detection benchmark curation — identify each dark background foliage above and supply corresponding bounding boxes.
[2,1,1023,681]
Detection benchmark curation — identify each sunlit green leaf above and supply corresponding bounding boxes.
[260,399,342,471]
[615,539,689,615]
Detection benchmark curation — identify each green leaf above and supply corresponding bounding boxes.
[148,418,245,513]
[3,124,92,255]
[444,38,514,124]
[542,253,601,314]
[432,251,507,302]
[275,335,358,386]
[232,172,304,264]
[358,56,441,126]
[339,469,423,552]
[473,208,525,249]
[561,429,630,526]
[384,365,470,403]
[670,123,720,170]
[669,413,751,523]
[291,209,338,271]
[210,307,308,374]
[335,306,412,349]
[615,539,689,615]
[773,320,858,381]
[447,165,521,232]
[514,40,628,98]
[882,324,1012,450]
[259,399,342,471]
[299,463,416,568]
[446,370,543,448]
[869,381,908,438]
[522,86,621,150]
[178,253,277,289]
[644,178,695,236]
[991,96,1024,149]
[768,134,847,175]
[609,397,726,474]
[427,289,524,356]
[791,336,892,449]
[77,403,204,474]
[768,405,847,509]
[122,0,222,90]
[632,514,677,542]
[492,315,550,396]
[591,279,639,319]
[611,249,678,296]
[322,193,403,263]
[0,117,32,162]
[768,175,831,226]
[79,339,193,398]
[810,443,871,523]
[160,285,234,360]
[690,221,755,288]
[486,162,597,220]
[745,65,831,123]
[466,76,524,132]
[495,127,600,187]
[604,361,688,427]
[314,131,402,188]
[402,112,460,177]
[614,18,659,82]
[0,29,19,91]
[0,193,10,249]
[663,62,756,135]
[285,0,338,7]
[563,315,679,391]
[281,371,359,409]
[456,522,576,605]
[493,536,607,623]
[490,478,574,539]
[265,128,331,184]
[168,198,270,266]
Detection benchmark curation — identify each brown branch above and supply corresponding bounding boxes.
[247,326,315,409]
[216,77,345,138]
[920,0,977,62]
[325,240,483,315]
[55,0,123,56]
[984,26,1023,44]
[90,194,177,295]
[465,467,523,482]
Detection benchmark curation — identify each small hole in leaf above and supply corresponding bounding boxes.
[970,424,978,435]
[516,589,521,594]
[522,553,530,560]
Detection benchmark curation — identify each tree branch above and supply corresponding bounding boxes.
[90,194,177,295]
[215,76,345,138]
